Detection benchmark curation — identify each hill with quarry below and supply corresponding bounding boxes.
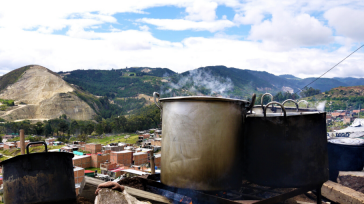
[0,65,98,121]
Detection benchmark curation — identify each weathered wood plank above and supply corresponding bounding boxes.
[321,180,364,204]
[81,177,171,204]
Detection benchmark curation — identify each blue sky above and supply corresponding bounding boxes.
[0,0,363,78]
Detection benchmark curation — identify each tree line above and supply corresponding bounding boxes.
[0,105,161,140]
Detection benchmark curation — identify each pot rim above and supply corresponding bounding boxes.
[246,111,324,117]
[0,152,74,166]
[159,96,249,103]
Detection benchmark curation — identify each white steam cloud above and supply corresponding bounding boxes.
[161,69,234,97]
[316,100,326,111]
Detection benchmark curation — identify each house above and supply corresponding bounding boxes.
[331,112,346,119]
[154,154,161,168]
[85,143,102,154]
[150,138,162,147]
[45,137,56,145]
[353,110,361,114]
[91,153,110,168]
[133,152,148,165]
[73,155,91,168]
[110,150,133,166]
[343,116,354,124]
[4,142,16,150]
[16,140,30,148]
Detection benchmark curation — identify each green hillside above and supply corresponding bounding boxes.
[302,86,364,110]
[60,68,175,98]
[0,65,31,91]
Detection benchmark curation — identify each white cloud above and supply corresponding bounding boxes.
[1,27,363,79]
[185,0,218,21]
[138,18,234,32]
[139,25,150,32]
[324,7,364,41]
[233,9,265,25]
[0,0,364,79]
[249,12,333,50]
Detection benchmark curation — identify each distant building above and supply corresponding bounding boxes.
[343,116,354,124]
[331,112,346,119]
[353,110,360,114]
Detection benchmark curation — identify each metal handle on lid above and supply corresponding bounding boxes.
[153,92,162,110]
[298,100,309,108]
[264,102,286,118]
[26,141,48,154]
[261,93,274,110]
[282,99,299,112]
[247,93,256,113]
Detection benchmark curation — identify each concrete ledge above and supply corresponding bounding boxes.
[80,177,171,204]
[322,180,364,204]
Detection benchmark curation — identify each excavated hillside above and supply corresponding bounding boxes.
[0,65,96,121]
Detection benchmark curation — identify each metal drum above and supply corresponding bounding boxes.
[1,142,76,204]
[327,140,364,181]
[153,92,253,190]
[244,102,329,188]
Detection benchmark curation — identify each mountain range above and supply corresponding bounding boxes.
[1,64,364,121]
[60,65,364,99]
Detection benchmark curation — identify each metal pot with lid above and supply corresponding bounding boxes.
[153,92,254,190]
[327,138,364,181]
[1,142,76,204]
[244,101,329,188]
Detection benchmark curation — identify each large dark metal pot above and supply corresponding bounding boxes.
[244,102,329,188]
[153,92,253,191]
[327,141,364,181]
[1,142,76,204]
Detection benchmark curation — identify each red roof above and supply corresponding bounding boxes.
[332,112,346,117]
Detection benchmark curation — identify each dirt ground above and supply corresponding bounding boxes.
[117,177,144,190]
[76,196,94,204]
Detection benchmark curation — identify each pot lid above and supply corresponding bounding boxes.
[159,96,249,103]
[246,111,323,117]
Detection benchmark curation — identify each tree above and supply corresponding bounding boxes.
[44,122,52,137]
[77,134,88,142]
[34,122,44,135]
[58,120,69,136]
[70,120,79,135]
[95,123,103,135]
[86,123,94,135]
[61,114,67,120]
[300,87,321,98]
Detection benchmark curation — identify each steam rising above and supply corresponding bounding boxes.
[315,101,326,111]
[161,69,234,97]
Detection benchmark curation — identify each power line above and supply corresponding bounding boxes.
[295,44,364,94]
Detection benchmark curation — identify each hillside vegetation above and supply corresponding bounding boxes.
[303,86,364,110]
[60,68,175,98]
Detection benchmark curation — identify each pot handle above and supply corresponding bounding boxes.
[261,93,274,109]
[264,102,286,118]
[26,141,48,154]
[247,93,256,113]
[282,99,299,112]
[153,92,162,110]
[298,100,309,108]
